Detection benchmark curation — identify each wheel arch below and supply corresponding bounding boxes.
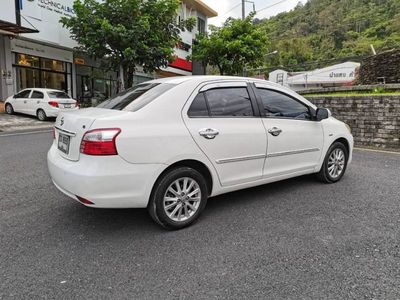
[333,137,350,154]
[152,159,214,198]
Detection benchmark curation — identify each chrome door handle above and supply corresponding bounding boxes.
[199,128,219,139]
[268,127,282,136]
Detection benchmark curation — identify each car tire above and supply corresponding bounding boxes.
[37,109,47,121]
[5,103,14,115]
[148,167,208,230]
[317,141,348,183]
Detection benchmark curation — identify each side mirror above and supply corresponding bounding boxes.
[316,108,331,121]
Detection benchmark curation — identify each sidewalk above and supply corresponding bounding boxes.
[0,112,54,133]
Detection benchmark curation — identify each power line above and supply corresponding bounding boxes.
[257,0,291,14]
[220,2,242,17]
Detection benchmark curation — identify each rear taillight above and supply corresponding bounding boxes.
[76,101,80,108]
[80,128,121,156]
[76,196,94,205]
[48,101,59,108]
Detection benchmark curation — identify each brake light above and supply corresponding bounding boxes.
[80,128,121,156]
[76,196,94,205]
[76,101,80,108]
[48,101,59,108]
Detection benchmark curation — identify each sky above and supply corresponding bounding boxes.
[202,0,307,26]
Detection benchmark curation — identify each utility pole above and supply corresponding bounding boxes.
[242,0,245,20]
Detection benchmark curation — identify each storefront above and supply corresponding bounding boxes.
[10,39,73,95]
[74,55,118,105]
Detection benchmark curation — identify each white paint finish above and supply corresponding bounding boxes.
[185,118,267,186]
[46,76,354,208]
[262,118,324,177]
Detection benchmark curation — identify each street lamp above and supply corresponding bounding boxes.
[243,50,279,76]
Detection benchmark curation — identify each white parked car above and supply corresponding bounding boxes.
[5,88,79,121]
[47,76,353,230]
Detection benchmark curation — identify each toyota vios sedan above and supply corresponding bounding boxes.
[5,88,78,121]
[47,76,353,230]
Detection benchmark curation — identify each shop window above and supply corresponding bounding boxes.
[17,54,39,68]
[41,58,65,72]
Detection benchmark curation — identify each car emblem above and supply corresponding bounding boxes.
[60,117,64,126]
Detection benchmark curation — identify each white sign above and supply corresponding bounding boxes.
[11,39,73,63]
[20,0,78,48]
[0,0,16,24]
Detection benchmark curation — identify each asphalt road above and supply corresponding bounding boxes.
[1,131,399,299]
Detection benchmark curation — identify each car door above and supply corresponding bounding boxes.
[253,83,324,178]
[13,90,32,113]
[28,90,45,116]
[183,81,267,186]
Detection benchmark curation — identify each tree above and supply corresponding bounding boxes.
[61,0,195,90]
[191,13,268,75]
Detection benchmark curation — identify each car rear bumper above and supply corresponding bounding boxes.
[46,107,79,117]
[47,144,164,208]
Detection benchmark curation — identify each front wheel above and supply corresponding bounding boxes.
[148,167,208,230]
[5,103,14,115]
[317,142,348,183]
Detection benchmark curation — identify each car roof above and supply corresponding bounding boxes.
[148,75,275,85]
[20,88,65,93]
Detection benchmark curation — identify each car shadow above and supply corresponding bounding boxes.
[56,174,318,234]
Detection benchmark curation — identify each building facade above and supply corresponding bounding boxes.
[268,62,360,91]
[0,0,217,102]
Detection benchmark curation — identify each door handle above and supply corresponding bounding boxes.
[268,127,282,136]
[23,100,27,104]
[199,128,219,139]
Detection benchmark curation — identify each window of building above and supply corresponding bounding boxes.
[13,54,70,94]
[197,18,206,33]
[256,88,310,119]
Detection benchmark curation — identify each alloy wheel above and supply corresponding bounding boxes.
[163,177,201,222]
[328,148,346,179]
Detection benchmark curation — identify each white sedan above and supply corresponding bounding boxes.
[5,88,78,121]
[47,76,353,230]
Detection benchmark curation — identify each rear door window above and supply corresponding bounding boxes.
[97,83,176,111]
[30,91,44,99]
[188,93,209,117]
[205,87,254,117]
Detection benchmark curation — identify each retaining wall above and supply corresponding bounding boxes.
[308,95,400,149]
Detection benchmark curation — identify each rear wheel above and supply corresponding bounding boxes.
[317,142,348,183]
[148,167,208,230]
[37,109,47,121]
[5,103,14,115]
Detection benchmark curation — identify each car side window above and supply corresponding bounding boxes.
[256,88,310,120]
[188,93,209,117]
[205,87,254,117]
[15,90,31,98]
[30,91,44,99]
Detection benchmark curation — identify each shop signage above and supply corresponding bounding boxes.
[10,39,73,63]
[74,58,85,65]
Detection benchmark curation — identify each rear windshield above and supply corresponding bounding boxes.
[97,83,176,111]
[47,91,71,99]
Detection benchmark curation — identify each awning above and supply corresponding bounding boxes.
[0,20,39,34]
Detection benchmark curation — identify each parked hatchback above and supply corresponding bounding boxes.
[5,88,78,121]
[47,76,353,230]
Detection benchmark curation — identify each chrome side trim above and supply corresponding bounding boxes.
[54,126,76,137]
[216,154,266,164]
[267,148,320,158]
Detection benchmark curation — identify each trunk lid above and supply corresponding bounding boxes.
[54,107,127,161]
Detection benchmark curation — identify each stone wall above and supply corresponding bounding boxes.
[308,95,400,149]
[359,50,400,84]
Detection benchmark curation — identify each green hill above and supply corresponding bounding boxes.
[257,0,400,71]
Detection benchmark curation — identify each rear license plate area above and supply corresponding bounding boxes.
[64,104,71,108]
[58,133,70,154]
